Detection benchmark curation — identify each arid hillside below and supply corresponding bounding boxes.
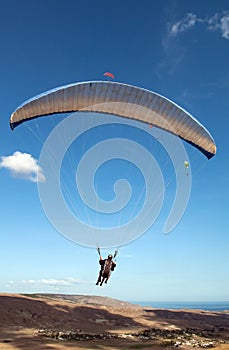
[0,293,228,349]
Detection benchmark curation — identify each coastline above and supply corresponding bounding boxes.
[130,300,229,311]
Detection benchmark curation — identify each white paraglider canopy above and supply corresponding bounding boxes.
[10,81,216,159]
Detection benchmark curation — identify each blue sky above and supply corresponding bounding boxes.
[0,0,228,302]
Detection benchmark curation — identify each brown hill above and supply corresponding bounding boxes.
[0,293,228,350]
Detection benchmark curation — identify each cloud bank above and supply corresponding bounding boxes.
[7,277,93,293]
[0,151,45,183]
[21,277,88,287]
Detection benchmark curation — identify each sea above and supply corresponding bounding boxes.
[130,301,229,311]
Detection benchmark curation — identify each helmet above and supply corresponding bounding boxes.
[108,254,113,260]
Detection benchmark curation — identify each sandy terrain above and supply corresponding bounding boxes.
[0,293,228,349]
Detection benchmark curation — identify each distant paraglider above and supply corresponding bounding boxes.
[184,160,190,176]
[103,72,115,79]
[184,161,189,169]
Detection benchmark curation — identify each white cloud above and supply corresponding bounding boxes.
[0,151,45,183]
[220,13,229,39]
[5,277,94,294]
[170,11,229,40]
[207,13,221,31]
[171,13,202,36]
[22,278,70,287]
[207,12,229,39]
[21,277,90,288]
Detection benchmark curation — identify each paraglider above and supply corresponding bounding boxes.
[184,161,189,168]
[96,248,117,286]
[10,81,216,159]
[103,72,115,79]
[184,160,190,176]
[9,80,217,287]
